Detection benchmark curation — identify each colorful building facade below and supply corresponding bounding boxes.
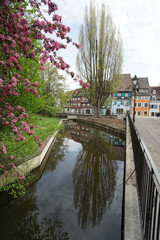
[131,77,150,117]
[111,74,132,116]
[149,87,160,116]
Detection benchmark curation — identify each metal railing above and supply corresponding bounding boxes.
[128,113,160,240]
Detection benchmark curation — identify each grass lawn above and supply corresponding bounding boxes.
[1,114,61,164]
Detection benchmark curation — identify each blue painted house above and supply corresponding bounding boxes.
[111,74,132,116]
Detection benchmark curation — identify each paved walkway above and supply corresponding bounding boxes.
[135,117,160,172]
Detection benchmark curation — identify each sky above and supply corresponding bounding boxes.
[55,0,160,90]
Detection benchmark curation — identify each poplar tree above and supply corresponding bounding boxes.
[76,1,123,117]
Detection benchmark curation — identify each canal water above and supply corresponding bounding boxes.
[0,122,125,240]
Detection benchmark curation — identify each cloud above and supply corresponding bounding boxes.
[55,0,160,87]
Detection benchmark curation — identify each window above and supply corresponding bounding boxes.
[116,109,123,115]
[138,96,141,99]
[125,93,128,97]
[78,97,80,100]
[151,105,157,109]
[86,109,90,114]
[151,112,154,116]
[124,100,128,106]
[144,111,148,115]
[138,103,141,107]
[144,103,148,108]
[152,96,156,101]
[117,93,121,97]
[138,111,141,116]
[117,100,121,106]
[153,89,156,94]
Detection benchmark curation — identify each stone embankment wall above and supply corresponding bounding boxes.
[76,118,126,138]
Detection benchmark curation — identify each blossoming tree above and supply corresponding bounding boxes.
[0,0,89,194]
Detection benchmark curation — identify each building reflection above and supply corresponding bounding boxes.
[66,123,125,161]
[71,125,122,229]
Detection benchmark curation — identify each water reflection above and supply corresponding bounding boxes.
[44,134,69,172]
[0,123,124,240]
[0,187,69,240]
[72,127,117,229]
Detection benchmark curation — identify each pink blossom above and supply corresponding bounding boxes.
[32,81,39,86]
[0,61,5,65]
[30,52,35,58]
[53,14,60,21]
[40,66,45,70]
[0,34,5,41]
[2,145,7,154]
[0,78,3,86]
[1,165,6,169]
[4,171,9,176]
[18,174,25,180]
[77,44,82,49]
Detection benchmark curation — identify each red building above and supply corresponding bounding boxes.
[69,88,92,115]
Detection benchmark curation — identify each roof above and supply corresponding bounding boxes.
[72,88,83,97]
[150,86,160,96]
[137,77,149,88]
[136,77,151,96]
[118,74,132,91]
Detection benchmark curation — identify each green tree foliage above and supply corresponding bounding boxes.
[40,63,66,116]
[76,1,123,117]
[13,57,44,114]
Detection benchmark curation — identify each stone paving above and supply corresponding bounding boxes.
[135,117,160,172]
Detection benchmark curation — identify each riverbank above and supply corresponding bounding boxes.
[0,115,61,191]
[0,115,125,193]
[85,116,126,129]
[76,116,126,137]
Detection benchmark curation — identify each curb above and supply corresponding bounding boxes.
[0,120,62,187]
[124,117,142,239]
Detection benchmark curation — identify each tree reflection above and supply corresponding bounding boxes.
[72,128,117,229]
[4,213,69,240]
[16,214,69,240]
[0,185,70,240]
[44,131,69,172]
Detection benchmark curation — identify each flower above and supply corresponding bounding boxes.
[40,66,45,70]
[4,171,9,176]
[1,165,6,169]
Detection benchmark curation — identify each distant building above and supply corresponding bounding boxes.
[131,77,150,117]
[111,74,132,116]
[69,88,107,115]
[70,88,93,115]
[149,86,160,116]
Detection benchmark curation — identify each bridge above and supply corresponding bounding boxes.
[125,115,160,240]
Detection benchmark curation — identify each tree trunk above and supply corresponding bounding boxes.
[93,99,101,118]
